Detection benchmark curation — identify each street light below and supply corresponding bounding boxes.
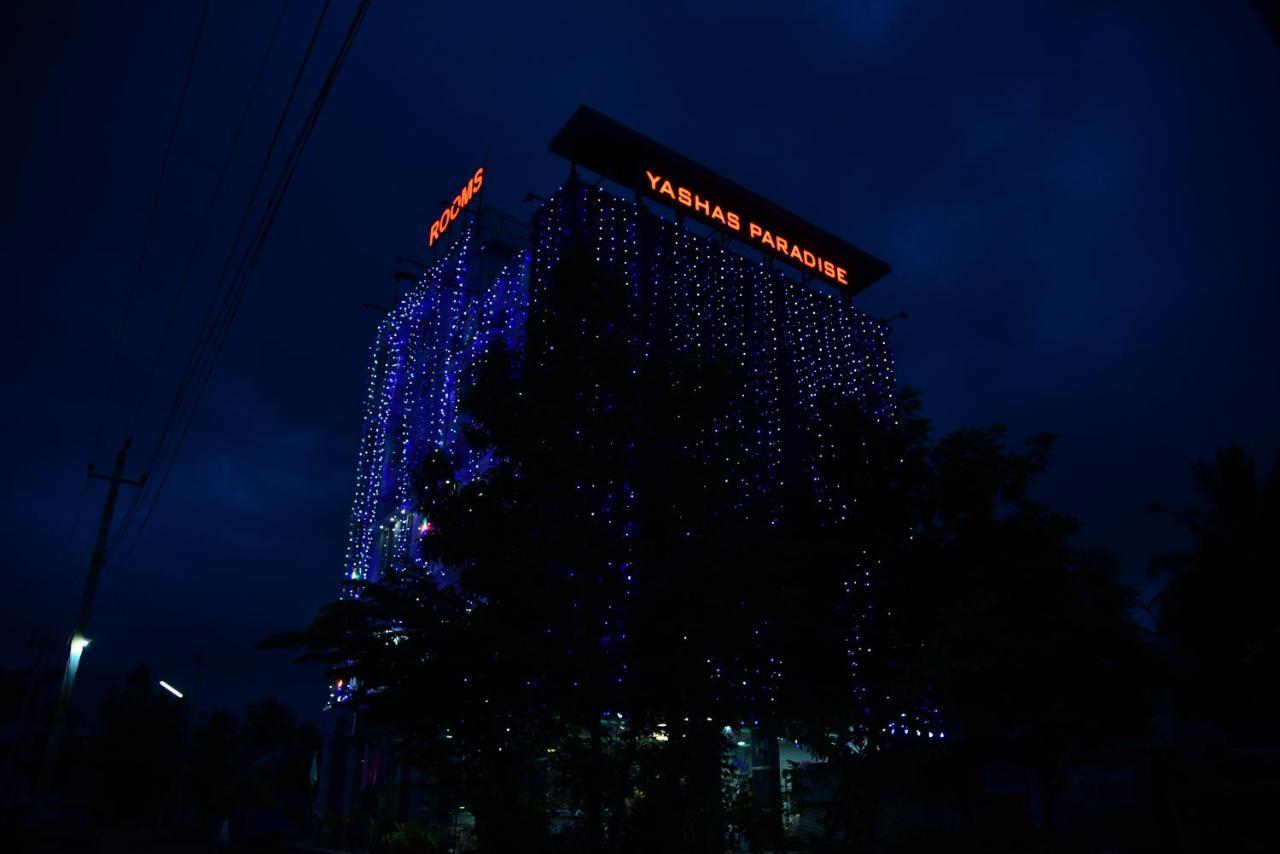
[158,680,184,699]
[63,635,92,693]
[34,634,93,798]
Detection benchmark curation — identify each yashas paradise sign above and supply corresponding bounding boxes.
[642,169,851,285]
[548,106,890,294]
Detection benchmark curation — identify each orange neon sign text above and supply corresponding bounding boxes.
[429,166,485,247]
[644,169,848,286]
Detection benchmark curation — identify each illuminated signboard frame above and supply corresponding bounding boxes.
[548,106,890,294]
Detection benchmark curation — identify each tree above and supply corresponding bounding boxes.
[793,412,1154,850]
[270,247,760,851]
[276,244,905,850]
[182,700,318,838]
[87,666,184,827]
[187,707,241,819]
[1147,445,1279,852]
[1151,444,1280,736]
[272,249,1155,852]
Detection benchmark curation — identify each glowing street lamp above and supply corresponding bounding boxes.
[34,634,92,799]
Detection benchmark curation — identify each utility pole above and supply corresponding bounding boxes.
[35,438,145,799]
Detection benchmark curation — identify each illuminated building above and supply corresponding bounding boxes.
[324,107,899,829]
[342,180,897,586]
[342,110,896,588]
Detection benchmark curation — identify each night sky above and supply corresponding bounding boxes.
[4,1,1278,722]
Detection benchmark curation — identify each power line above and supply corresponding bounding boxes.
[112,0,331,549]
[112,0,373,570]
[117,0,372,569]
[144,0,334,481]
[127,0,293,440]
[112,0,294,544]
[91,0,211,457]
[47,474,91,592]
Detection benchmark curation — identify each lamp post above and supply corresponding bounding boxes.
[37,440,144,800]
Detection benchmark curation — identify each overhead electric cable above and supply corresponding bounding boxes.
[46,476,91,593]
[112,0,294,545]
[127,0,293,440]
[111,0,373,569]
[91,0,211,457]
[112,0,331,549]
[137,0,334,486]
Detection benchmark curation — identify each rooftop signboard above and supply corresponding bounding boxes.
[548,106,890,294]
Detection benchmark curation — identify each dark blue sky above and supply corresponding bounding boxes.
[4,0,1278,721]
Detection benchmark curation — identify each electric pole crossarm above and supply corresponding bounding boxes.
[88,471,146,486]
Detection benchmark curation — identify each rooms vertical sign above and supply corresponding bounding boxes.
[428,166,485,247]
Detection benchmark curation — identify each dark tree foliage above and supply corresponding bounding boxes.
[185,699,317,834]
[67,666,315,838]
[86,665,184,826]
[187,707,241,815]
[788,406,1154,851]
[269,247,767,851]
[1147,446,1279,852]
[1150,444,1280,735]
[270,250,1155,852]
